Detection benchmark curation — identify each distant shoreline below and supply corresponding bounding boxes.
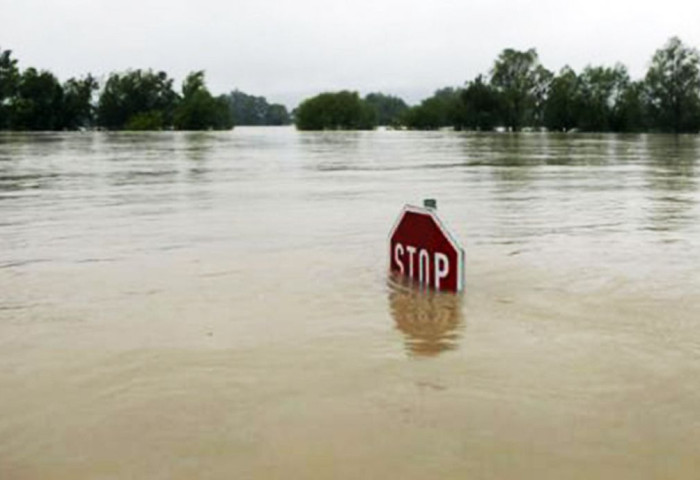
[2,36,700,134]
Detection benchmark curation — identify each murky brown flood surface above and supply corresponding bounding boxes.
[1,128,699,479]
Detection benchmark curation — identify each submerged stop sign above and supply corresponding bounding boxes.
[389,205,464,292]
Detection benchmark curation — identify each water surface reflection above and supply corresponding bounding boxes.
[388,277,464,357]
[644,135,698,232]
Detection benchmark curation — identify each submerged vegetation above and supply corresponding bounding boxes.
[2,36,700,133]
[295,36,700,133]
[0,48,289,131]
[295,91,375,130]
[224,90,291,126]
[294,91,408,130]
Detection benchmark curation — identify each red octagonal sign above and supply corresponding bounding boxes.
[389,205,465,292]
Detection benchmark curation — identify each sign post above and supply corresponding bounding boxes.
[388,202,464,292]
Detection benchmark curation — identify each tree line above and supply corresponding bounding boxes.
[295,37,700,133]
[0,47,291,131]
[3,36,700,133]
[227,90,291,126]
[294,91,409,130]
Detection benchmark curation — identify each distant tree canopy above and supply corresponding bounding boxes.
[399,37,700,133]
[97,69,179,130]
[401,88,461,130]
[645,37,700,133]
[364,92,408,126]
[455,76,501,131]
[0,47,20,129]
[294,91,376,130]
[490,48,551,131]
[543,66,581,132]
[3,36,700,133]
[223,90,291,126]
[10,68,64,130]
[96,69,232,130]
[1,46,98,131]
[0,49,234,131]
[62,75,99,130]
[174,71,233,130]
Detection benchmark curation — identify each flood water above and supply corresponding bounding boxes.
[1,128,699,479]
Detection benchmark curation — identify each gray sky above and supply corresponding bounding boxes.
[3,0,700,107]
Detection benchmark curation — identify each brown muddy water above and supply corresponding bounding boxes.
[1,128,699,479]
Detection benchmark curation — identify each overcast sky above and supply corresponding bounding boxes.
[3,0,700,107]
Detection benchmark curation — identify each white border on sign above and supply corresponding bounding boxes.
[388,204,465,292]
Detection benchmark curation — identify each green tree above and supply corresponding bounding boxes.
[455,75,501,131]
[125,111,164,130]
[295,91,375,130]
[223,90,290,125]
[173,71,233,130]
[401,88,460,130]
[490,48,551,130]
[10,67,64,130]
[531,65,554,127]
[364,92,408,126]
[543,66,581,131]
[226,90,267,125]
[97,69,178,130]
[61,75,99,129]
[577,64,630,132]
[645,36,700,133]
[0,47,20,129]
[265,103,291,125]
[612,80,648,132]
